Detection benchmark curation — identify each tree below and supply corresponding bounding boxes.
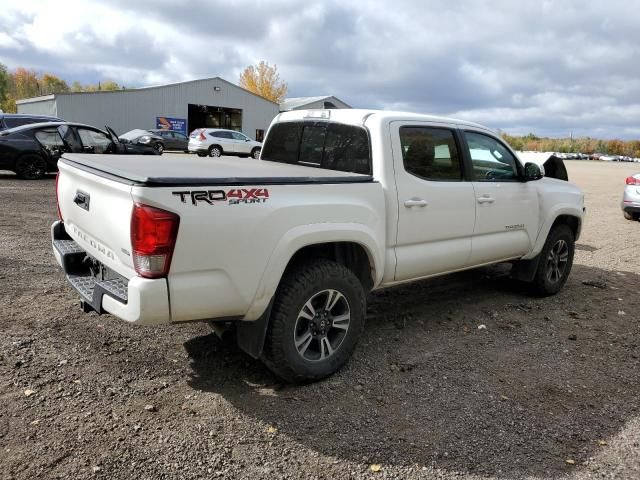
[11,68,40,99]
[239,61,287,103]
[71,81,84,92]
[0,63,8,112]
[40,73,69,94]
[100,80,121,91]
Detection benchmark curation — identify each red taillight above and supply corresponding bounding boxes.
[55,172,62,220]
[625,176,640,185]
[198,130,206,141]
[130,204,180,278]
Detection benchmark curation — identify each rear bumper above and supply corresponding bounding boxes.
[188,144,207,154]
[51,221,171,325]
[622,203,640,214]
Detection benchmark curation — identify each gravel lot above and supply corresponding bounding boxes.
[0,160,638,479]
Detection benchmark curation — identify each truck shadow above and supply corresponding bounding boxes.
[184,263,640,478]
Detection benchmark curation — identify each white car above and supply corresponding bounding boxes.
[52,109,585,382]
[188,128,262,159]
[622,173,640,220]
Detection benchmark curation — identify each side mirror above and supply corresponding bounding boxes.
[245,138,251,142]
[524,162,544,181]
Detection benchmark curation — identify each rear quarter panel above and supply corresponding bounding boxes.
[133,182,386,322]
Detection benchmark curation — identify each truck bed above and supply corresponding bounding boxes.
[60,153,374,186]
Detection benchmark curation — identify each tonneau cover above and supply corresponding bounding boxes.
[60,153,373,186]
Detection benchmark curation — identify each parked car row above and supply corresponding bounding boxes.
[554,152,640,162]
[0,122,162,179]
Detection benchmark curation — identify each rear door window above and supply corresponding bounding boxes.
[261,121,371,174]
[400,127,462,181]
[34,128,65,154]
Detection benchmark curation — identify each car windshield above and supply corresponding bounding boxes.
[120,129,151,140]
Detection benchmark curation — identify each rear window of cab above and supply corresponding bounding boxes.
[261,121,372,175]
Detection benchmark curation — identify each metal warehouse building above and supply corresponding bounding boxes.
[16,77,279,141]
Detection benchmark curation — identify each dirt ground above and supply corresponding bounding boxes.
[0,160,638,480]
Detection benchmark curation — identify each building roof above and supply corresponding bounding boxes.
[280,96,351,111]
[16,77,279,106]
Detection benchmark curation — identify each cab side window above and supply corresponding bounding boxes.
[400,127,462,181]
[463,131,519,181]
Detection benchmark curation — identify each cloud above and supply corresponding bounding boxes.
[0,0,639,138]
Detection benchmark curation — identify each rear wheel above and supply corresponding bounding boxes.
[262,259,366,383]
[251,147,261,159]
[528,225,575,296]
[15,154,47,180]
[623,211,639,221]
[209,145,222,157]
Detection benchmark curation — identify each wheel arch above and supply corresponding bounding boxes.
[237,232,379,361]
[243,224,383,321]
[524,207,583,260]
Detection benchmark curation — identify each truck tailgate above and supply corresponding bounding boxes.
[57,160,135,278]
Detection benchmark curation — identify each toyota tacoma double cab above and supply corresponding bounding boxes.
[52,109,585,382]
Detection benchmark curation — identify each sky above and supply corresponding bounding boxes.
[1,0,639,139]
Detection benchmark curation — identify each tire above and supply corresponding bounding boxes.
[196,152,207,157]
[623,211,639,221]
[528,225,575,296]
[208,145,222,157]
[262,259,366,383]
[15,154,47,180]
[251,147,261,159]
[153,143,164,155]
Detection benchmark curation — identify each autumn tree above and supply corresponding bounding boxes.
[0,63,8,111]
[40,74,69,94]
[239,61,287,103]
[11,68,40,100]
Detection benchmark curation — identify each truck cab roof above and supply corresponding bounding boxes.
[274,109,494,133]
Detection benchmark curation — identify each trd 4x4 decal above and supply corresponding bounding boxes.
[172,188,269,206]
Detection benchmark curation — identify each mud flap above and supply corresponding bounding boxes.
[511,253,542,282]
[236,300,273,359]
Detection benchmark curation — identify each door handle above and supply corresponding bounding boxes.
[477,195,495,204]
[404,198,428,208]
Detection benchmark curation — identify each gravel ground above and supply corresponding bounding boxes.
[0,160,638,480]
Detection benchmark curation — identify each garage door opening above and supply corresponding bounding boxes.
[188,104,242,134]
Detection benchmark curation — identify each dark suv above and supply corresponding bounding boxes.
[0,113,64,131]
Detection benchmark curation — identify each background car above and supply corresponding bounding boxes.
[188,128,262,158]
[0,113,63,131]
[148,129,189,152]
[622,173,640,220]
[119,129,165,154]
[0,122,159,179]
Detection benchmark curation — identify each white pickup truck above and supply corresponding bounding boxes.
[52,109,585,382]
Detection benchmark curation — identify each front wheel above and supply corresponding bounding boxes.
[262,260,366,383]
[623,211,639,221]
[527,225,575,296]
[153,143,164,155]
[251,147,261,159]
